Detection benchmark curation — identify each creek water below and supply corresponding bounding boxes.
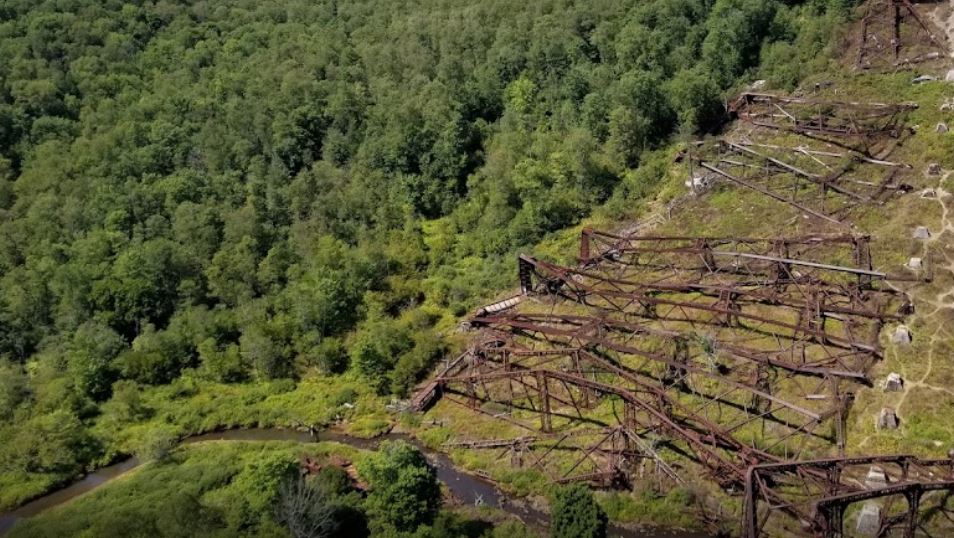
[0,429,707,538]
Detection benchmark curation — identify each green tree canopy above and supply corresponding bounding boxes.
[550,484,608,538]
[357,440,441,533]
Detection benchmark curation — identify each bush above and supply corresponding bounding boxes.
[133,426,178,463]
[357,441,441,533]
[550,484,608,538]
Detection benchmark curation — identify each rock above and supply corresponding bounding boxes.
[877,407,899,430]
[865,466,889,488]
[884,372,903,392]
[938,122,949,134]
[685,174,714,192]
[856,503,882,535]
[750,79,766,90]
[913,226,931,240]
[891,325,912,345]
[907,257,923,270]
[927,163,942,176]
[913,74,937,84]
[947,69,954,82]
[920,188,937,198]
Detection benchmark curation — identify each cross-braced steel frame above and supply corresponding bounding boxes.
[412,228,923,535]
[744,455,954,537]
[855,0,947,70]
[728,93,917,144]
[695,93,919,225]
[434,334,779,488]
[695,141,913,226]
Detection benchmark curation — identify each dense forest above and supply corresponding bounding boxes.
[0,0,848,534]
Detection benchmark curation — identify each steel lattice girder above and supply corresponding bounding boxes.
[578,229,926,289]
[476,309,875,382]
[856,0,947,70]
[715,140,909,203]
[517,255,895,362]
[579,229,877,278]
[694,144,911,225]
[442,427,684,487]
[727,93,918,141]
[411,224,927,528]
[704,93,920,224]
[464,312,854,457]
[434,339,781,488]
[743,455,954,537]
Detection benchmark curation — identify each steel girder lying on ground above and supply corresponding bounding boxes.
[743,455,954,537]
[728,93,917,143]
[433,334,781,488]
[855,0,946,70]
[516,256,891,377]
[441,426,684,488]
[694,139,913,226]
[577,228,928,289]
[465,310,855,459]
[707,93,920,224]
[580,229,877,279]
[411,227,922,535]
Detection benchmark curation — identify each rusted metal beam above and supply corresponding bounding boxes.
[743,455,954,537]
[699,161,847,225]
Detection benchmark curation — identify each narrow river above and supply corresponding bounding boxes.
[0,428,707,538]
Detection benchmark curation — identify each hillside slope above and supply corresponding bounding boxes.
[411,3,954,535]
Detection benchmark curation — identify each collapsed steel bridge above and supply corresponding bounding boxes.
[728,93,917,142]
[408,224,947,536]
[855,0,947,70]
[744,455,954,537]
[695,93,919,225]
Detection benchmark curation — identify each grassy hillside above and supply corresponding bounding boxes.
[9,0,953,536]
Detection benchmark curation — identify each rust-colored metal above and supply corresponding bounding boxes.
[743,455,954,537]
[694,139,914,225]
[410,227,927,536]
[855,0,947,70]
[695,92,919,225]
[728,93,917,141]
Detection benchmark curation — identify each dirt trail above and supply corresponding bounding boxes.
[881,171,954,421]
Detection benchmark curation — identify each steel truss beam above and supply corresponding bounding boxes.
[580,228,876,276]
[443,427,684,487]
[743,455,954,537]
[695,140,913,225]
[709,93,919,224]
[577,229,928,289]
[518,255,894,360]
[464,312,854,456]
[411,226,928,536]
[434,339,780,488]
[856,0,947,70]
[728,93,917,142]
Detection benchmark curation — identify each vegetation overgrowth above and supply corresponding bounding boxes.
[8,440,526,538]
[0,0,860,534]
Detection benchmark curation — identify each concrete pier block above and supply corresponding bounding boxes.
[883,373,903,392]
[865,466,888,488]
[877,407,899,430]
[856,503,882,535]
[891,325,912,345]
[913,226,931,240]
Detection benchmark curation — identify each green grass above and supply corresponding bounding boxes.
[0,371,389,512]
[7,441,326,537]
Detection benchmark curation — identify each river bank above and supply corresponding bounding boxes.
[0,428,708,538]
